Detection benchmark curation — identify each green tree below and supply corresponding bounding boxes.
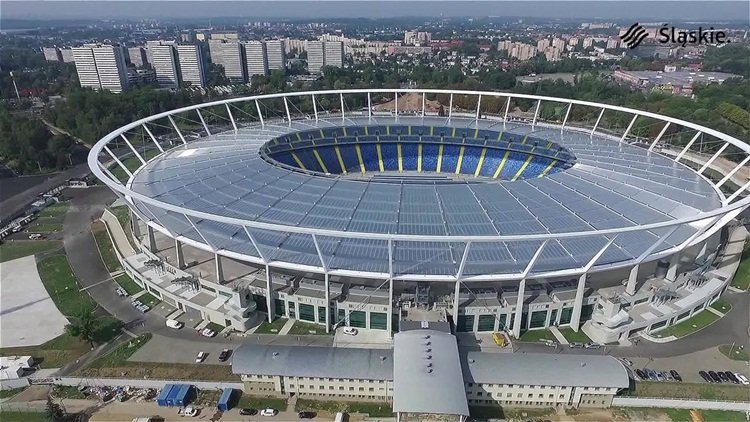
[64,307,98,348]
[45,396,65,422]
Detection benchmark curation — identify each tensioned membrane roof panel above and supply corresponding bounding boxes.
[129,116,722,278]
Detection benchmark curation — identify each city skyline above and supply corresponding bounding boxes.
[3,1,749,21]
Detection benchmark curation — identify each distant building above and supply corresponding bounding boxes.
[209,40,246,83]
[150,44,180,88]
[265,39,286,72]
[387,46,432,56]
[307,40,325,74]
[176,44,206,88]
[244,41,268,77]
[210,32,239,41]
[73,44,129,93]
[606,39,620,50]
[404,31,432,46]
[127,68,156,86]
[60,48,75,63]
[613,69,742,96]
[42,47,62,62]
[285,38,307,54]
[323,41,344,68]
[537,39,550,51]
[127,47,147,67]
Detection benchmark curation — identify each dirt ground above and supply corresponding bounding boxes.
[372,92,442,112]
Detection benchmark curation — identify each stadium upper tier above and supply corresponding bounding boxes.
[127,115,723,278]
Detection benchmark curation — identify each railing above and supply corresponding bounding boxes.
[88,89,750,282]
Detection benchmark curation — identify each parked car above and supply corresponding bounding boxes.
[724,371,739,384]
[646,369,658,381]
[663,371,673,381]
[218,349,232,362]
[699,371,712,383]
[239,408,257,416]
[28,234,43,240]
[584,342,602,349]
[655,371,665,381]
[734,373,749,385]
[200,328,216,338]
[717,371,730,382]
[634,369,646,380]
[178,407,199,417]
[166,319,184,329]
[298,411,316,419]
[669,370,682,382]
[568,342,584,348]
[708,371,722,383]
[195,352,207,363]
[260,408,278,417]
[342,327,358,336]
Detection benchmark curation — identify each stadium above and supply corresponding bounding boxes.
[89,89,750,344]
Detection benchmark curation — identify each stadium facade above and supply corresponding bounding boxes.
[90,89,750,345]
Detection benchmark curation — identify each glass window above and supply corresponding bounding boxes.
[529,310,548,329]
[477,314,495,331]
[299,303,315,322]
[370,312,387,330]
[457,314,475,332]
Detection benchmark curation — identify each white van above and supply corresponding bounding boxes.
[166,319,184,329]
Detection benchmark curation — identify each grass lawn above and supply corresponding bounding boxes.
[0,387,26,399]
[254,317,288,334]
[37,201,69,218]
[85,334,151,368]
[0,240,62,262]
[0,333,90,368]
[519,329,557,343]
[28,221,64,233]
[91,222,122,272]
[0,411,47,422]
[238,394,289,411]
[558,327,592,343]
[731,241,750,290]
[295,398,391,417]
[51,385,87,399]
[618,407,747,422]
[719,344,750,361]
[631,381,749,401]
[652,310,720,339]
[138,292,161,307]
[287,321,330,335]
[115,274,143,295]
[77,359,238,381]
[709,297,732,314]
[37,255,95,316]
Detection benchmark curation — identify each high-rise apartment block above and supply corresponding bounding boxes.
[209,40,246,83]
[43,47,62,62]
[244,41,268,77]
[128,47,147,67]
[72,44,128,93]
[323,41,344,69]
[306,40,325,74]
[150,44,180,88]
[265,40,286,72]
[176,44,206,88]
[60,48,75,63]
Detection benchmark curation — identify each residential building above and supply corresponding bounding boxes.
[285,38,307,54]
[244,41,268,77]
[209,40,246,82]
[60,48,75,63]
[265,39,286,72]
[128,47,147,67]
[42,47,62,62]
[537,39,550,51]
[150,44,180,88]
[92,45,129,93]
[324,41,344,68]
[307,40,325,74]
[606,39,620,50]
[73,46,101,90]
[176,44,206,88]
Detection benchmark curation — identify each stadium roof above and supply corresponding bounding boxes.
[231,343,393,380]
[129,115,721,278]
[460,351,630,388]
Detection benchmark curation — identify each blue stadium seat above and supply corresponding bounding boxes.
[421,143,439,172]
[360,143,380,172]
[339,144,361,173]
[479,151,503,177]
[522,157,550,178]
[390,125,409,135]
[316,147,342,173]
[294,149,323,172]
[500,152,528,179]
[460,146,482,174]
[401,143,418,171]
[441,145,460,173]
[400,135,420,143]
[273,151,297,168]
[381,143,399,171]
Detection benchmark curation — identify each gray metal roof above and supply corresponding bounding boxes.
[393,330,469,416]
[130,115,721,277]
[231,344,393,381]
[461,351,630,388]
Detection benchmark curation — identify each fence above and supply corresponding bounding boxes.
[29,375,244,392]
[612,396,750,412]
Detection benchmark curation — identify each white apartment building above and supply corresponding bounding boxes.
[324,41,344,68]
[92,45,129,93]
[244,41,268,77]
[285,38,307,54]
[60,48,75,63]
[150,45,180,88]
[210,40,246,82]
[43,47,62,62]
[176,45,206,88]
[73,47,100,90]
[128,47,147,67]
[307,40,325,74]
[265,39,286,71]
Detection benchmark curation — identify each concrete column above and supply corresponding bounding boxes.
[626,264,639,296]
[666,254,679,281]
[324,272,330,333]
[175,239,185,269]
[570,273,587,332]
[387,278,394,338]
[146,225,157,252]
[265,264,274,323]
[215,253,224,284]
[131,210,141,238]
[512,278,526,339]
[452,279,461,326]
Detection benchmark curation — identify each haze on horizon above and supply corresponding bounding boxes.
[2,0,749,22]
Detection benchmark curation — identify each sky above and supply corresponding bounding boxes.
[2,0,749,21]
